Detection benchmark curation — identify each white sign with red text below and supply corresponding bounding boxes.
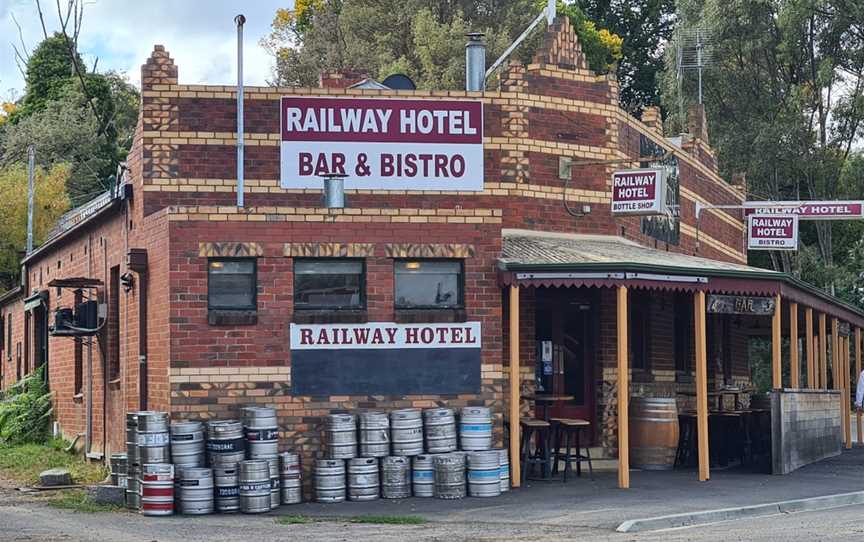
[744,201,864,221]
[280,97,483,191]
[611,168,667,215]
[748,214,799,251]
[289,322,482,350]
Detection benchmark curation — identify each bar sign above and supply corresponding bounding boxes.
[748,214,799,251]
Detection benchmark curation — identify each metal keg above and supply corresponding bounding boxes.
[126,413,139,466]
[242,406,279,460]
[267,458,280,510]
[434,453,466,500]
[137,411,171,464]
[207,420,245,466]
[178,468,214,515]
[325,414,357,459]
[213,465,240,513]
[279,452,302,505]
[110,453,128,487]
[423,408,457,453]
[381,456,410,499]
[496,448,510,492]
[239,460,271,514]
[140,463,174,516]
[467,451,501,498]
[358,411,390,458]
[412,454,435,497]
[347,457,380,501]
[459,406,492,451]
[170,420,205,468]
[126,412,140,510]
[126,465,140,510]
[390,409,423,456]
[315,459,346,503]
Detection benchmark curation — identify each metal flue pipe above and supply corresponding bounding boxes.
[465,33,486,92]
[26,145,35,254]
[235,14,246,208]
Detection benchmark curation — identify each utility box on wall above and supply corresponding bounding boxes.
[771,389,842,475]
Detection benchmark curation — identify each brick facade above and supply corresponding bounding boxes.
[1,18,762,476]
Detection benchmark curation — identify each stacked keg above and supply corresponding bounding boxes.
[412,454,436,497]
[242,407,279,460]
[434,453,466,500]
[177,468,214,515]
[267,458,280,510]
[140,463,174,516]
[358,411,389,457]
[325,414,357,459]
[170,421,205,468]
[239,460,271,514]
[137,412,171,463]
[214,465,241,513]
[109,453,128,488]
[459,407,492,451]
[126,413,140,510]
[467,451,501,498]
[390,409,423,456]
[315,459,346,503]
[497,448,510,492]
[206,420,245,467]
[279,452,302,505]
[382,456,410,499]
[347,457,379,501]
[424,408,457,453]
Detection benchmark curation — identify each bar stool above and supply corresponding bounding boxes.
[675,412,697,468]
[550,418,593,481]
[520,418,552,482]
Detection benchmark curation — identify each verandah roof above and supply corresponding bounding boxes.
[497,229,864,329]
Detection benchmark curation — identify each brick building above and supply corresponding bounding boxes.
[0,18,861,485]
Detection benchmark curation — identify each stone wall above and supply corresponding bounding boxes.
[771,389,842,475]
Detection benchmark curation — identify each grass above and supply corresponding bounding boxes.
[48,489,123,513]
[0,438,107,486]
[276,515,428,526]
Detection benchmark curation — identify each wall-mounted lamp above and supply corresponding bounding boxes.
[321,173,349,209]
[120,272,135,292]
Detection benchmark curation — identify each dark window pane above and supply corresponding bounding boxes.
[208,259,256,310]
[295,260,363,309]
[395,261,462,308]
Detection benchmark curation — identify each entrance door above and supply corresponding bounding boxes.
[535,289,595,430]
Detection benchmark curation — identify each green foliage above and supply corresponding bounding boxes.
[262,0,622,90]
[349,515,428,525]
[16,34,86,120]
[49,490,122,513]
[0,367,54,445]
[0,439,107,486]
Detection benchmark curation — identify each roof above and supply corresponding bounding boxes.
[498,229,864,327]
[0,286,23,307]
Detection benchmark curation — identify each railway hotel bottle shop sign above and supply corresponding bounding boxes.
[280,97,484,190]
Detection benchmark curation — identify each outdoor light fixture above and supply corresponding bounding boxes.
[405,262,422,270]
[321,173,348,209]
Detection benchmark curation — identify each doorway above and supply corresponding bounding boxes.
[534,288,596,433]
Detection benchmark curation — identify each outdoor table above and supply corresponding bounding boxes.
[522,394,575,421]
[677,389,754,412]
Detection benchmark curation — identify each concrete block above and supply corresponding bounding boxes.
[40,468,72,487]
[87,485,125,506]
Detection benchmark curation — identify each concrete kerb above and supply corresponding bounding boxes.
[616,490,864,533]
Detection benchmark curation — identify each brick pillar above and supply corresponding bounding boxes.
[319,69,371,89]
[533,16,589,70]
[641,106,663,135]
[500,61,529,184]
[140,45,179,184]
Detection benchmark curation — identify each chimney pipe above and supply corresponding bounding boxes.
[465,33,486,92]
[322,174,347,209]
[234,14,246,208]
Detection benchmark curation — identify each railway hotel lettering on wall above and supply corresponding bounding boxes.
[611,168,667,215]
[707,295,776,316]
[280,97,483,191]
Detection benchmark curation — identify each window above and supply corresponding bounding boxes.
[6,317,11,362]
[674,294,693,375]
[108,266,120,380]
[630,292,650,371]
[74,291,83,394]
[208,259,257,310]
[0,314,4,353]
[294,260,364,310]
[395,260,463,309]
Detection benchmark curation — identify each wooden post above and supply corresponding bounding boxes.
[845,335,852,450]
[856,327,862,446]
[772,294,782,389]
[790,302,799,388]
[617,286,630,489]
[820,314,828,389]
[806,308,815,389]
[694,290,710,482]
[508,285,521,488]
[832,318,839,390]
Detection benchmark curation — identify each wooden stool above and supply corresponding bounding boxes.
[550,418,593,482]
[520,419,552,482]
[675,413,697,468]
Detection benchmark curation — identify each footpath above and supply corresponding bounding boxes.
[283,447,864,532]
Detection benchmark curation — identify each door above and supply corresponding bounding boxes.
[535,289,595,431]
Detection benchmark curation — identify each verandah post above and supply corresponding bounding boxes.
[508,285,521,488]
[616,286,629,489]
[844,335,852,450]
[857,327,862,446]
[772,294,782,389]
[790,302,799,388]
[694,290,709,482]
[820,314,828,389]
[806,308,815,389]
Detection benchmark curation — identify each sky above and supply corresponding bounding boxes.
[0,0,291,99]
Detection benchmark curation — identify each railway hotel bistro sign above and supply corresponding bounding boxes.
[280,97,483,191]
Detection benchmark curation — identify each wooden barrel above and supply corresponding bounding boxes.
[629,397,679,470]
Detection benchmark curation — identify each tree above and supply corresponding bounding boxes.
[661,0,864,302]
[14,33,85,121]
[0,163,70,290]
[262,0,623,90]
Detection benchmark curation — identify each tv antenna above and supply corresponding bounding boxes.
[675,27,713,116]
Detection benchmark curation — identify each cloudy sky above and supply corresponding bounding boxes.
[1,0,291,99]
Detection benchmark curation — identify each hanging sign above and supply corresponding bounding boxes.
[707,295,776,315]
[744,201,864,221]
[748,214,799,251]
[611,168,667,215]
[280,97,483,191]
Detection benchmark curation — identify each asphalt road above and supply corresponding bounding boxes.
[2,492,864,542]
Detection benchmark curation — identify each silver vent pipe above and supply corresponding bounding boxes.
[234,14,246,208]
[465,33,486,92]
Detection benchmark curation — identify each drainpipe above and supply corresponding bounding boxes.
[235,14,246,208]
